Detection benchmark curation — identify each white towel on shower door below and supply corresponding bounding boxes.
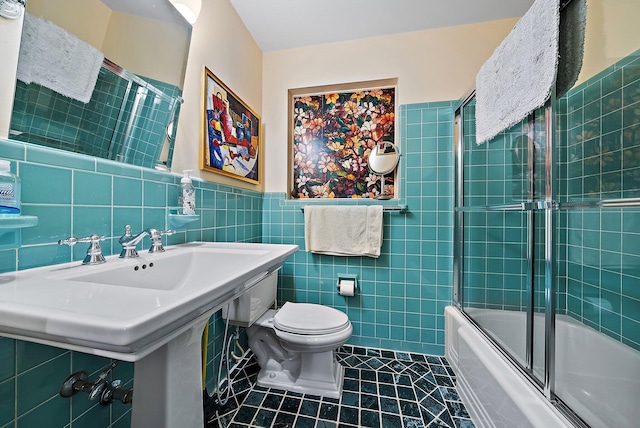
[304,205,383,258]
[475,0,560,144]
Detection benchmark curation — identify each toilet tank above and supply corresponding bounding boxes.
[222,269,278,327]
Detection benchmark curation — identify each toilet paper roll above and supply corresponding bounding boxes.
[339,280,355,297]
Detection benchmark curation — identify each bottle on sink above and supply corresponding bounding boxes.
[179,169,195,215]
[0,159,20,216]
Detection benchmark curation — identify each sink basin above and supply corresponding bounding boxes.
[0,241,298,360]
[52,246,273,291]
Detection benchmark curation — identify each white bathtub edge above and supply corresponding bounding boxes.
[445,306,572,428]
[454,366,496,428]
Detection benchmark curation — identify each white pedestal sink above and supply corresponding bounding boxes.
[0,242,298,428]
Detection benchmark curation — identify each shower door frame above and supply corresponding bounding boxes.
[452,92,591,428]
[453,94,549,389]
[102,58,182,169]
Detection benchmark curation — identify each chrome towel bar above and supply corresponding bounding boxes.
[300,205,408,213]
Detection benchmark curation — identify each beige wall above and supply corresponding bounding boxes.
[577,0,640,85]
[27,0,111,50]
[261,19,519,193]
[102,11,190,87]
[170,0,264,190]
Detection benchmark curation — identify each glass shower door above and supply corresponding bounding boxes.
[462,210,530,367]
[457,94,556,388]
[459,100,534,370]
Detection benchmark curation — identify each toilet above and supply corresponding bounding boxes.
[222,271,352,398]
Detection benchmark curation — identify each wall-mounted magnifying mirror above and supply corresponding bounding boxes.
[369,141,400,200]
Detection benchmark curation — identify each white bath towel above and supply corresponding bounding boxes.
[475,0,560,144]
[304,205,383,258]
[17,13,104,104]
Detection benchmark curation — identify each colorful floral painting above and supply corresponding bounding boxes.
[292,88,396,198]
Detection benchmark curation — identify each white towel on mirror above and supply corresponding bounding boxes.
[17,13,104,104]
[304,205,383,258]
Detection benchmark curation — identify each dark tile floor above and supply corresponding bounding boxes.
[207,345,475,428]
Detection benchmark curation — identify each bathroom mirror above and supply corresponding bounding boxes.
[8,0,192,171]
[369,141,400,200]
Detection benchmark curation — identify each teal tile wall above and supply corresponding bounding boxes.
[0,138,263,428]
[114,76,182,169]
[10,68,182,171]
[559,49,640,351]
[11,67,127,159]
[561,50,640,201]
[461,101,538,313]
[261,101,455,355]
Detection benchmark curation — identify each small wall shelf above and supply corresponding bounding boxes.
[0,215,38,229]
[167,210,199,230]
[0,215,38,250]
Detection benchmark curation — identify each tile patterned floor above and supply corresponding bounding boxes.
[207,345,475,428]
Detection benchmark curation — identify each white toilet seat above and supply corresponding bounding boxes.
[273,323,353,353]
[273,302,350,335]
[271,302,351,352]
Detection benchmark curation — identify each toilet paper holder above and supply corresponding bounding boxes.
[337,274,358,296]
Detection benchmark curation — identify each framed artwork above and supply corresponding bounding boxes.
[201,67,260,184]
[292,87,396,198]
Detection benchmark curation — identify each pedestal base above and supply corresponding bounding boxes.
[257,350,345,398]
[131,318,208,428]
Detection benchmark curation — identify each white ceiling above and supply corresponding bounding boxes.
[229,0,535,52]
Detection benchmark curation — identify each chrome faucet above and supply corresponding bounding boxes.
[146,228,176,253]
[118,225,147,258]
[118,225,175,258]
[58,234,106,265]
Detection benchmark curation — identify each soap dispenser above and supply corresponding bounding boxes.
[180,170,195,215]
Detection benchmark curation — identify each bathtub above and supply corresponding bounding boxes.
[445,306,640,428]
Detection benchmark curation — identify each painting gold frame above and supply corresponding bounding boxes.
[200,67,261,184]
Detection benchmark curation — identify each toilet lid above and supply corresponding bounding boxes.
[273,302,350,335]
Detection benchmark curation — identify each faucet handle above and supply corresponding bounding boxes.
[148,229,176,253]
[58,234,107,265]
[118,224,133,244]
[58,234,106,246]
[118,225,141,258]
[58,237,79,247]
